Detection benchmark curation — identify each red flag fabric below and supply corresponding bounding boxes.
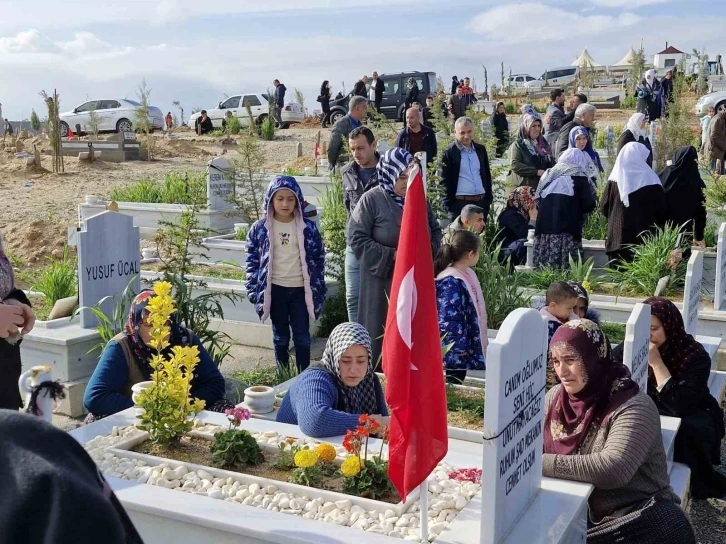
[382,164,448,501]
[314,142,320,157]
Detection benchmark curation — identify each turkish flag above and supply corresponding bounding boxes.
[382,164,448,502]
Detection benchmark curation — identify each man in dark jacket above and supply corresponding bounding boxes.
[342,126,379,322]
[369,72,384,112]
[448,87,467,121]
[195,110,214,135]
[561,93,588,126]
[555,103,597,160]
[395,107,438,165]
[440,116,493,221]
[328,96,368,169]
[353,76,368,98]
[272,79,287,128]
[545,88,565,146]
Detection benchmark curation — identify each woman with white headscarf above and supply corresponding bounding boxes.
[533,148,596,269]
[616,113,653,167]
[600,142,666,264]
[636,70,663,122]
[277,322,389,437]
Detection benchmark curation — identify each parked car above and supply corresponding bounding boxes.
[505,74,537,89]
[59,99,163,137]
[524,66,580,90]
[696,89,726,115]
[188,93,304,129]
[328,71,437,124]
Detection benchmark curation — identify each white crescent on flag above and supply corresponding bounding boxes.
[396,266,418,370]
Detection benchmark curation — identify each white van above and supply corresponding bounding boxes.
[505,74,538,88]
[524,66,580,89]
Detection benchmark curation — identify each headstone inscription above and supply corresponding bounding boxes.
[207,156,235,212]
[714,223,726,311]
[682,250,704,336]
[481,308,547,544]
[622,303,651,393]
[77,211,140,329]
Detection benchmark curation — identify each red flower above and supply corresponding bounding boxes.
[356,425,370,438]
[368,419,380,432]
[358,414,369,424]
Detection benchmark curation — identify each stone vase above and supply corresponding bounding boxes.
[131,381,153,416]
[243,385,275,414]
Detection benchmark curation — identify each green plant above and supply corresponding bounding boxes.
[30,109,41,131]
[282,167,304,176]
[134,78,154,160]
[209,129,225,137]
[172,100,185,127]
[77,277,138,353]
[226,115,241,135]
[704,220,719,248]
[229,135,267,222]
[341,416,394,500]
[655,62,696,171]
[211,429,264,467]
[446,386,484,417]
[582,211,608,240]
[621,95,637,110]
[603,223,689,297]
[692,48,710,96]
[110,171,207,205]
[289,448,325,487]
[504,102,516,114]
[87,101,100,139]
[342,455,392,499]
[273,439,302,470]
[34,246,77,306]
[318,175,348,335]
[703,161,726,210]
[260,117,275,141]
[233,362,297,388]
[39,89,64,173]
[318,290,348,338]
[628,45,647,95]
[600,322,626,345]
[595,130,606,149]
[235,226,250,241]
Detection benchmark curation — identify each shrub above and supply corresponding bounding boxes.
[582,211,608,240]
[318,175,348,336]
[110,171,206,205]
[211,406,263,468]
[621,95,637,110]
[704,220,718,248]
[35,246,77,307]
[226,116,241,135]
[504,102,517,114]
[235,225,249,241]
[233,363,297,388]
[600,322,626,345]
[260,117,276,141]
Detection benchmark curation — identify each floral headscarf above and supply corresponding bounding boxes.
[505,186,535,221]
[316,322,379,415]
[377,147,413,209]
[544,319,639,455]
[644,297,707,381]
[519,112,552,158]
[125,290,188,362]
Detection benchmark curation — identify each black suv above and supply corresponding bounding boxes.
[328,71,437,124]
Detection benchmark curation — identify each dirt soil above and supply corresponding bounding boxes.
[134,435,401,504]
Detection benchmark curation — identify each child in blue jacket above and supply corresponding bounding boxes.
[245,176,326,372]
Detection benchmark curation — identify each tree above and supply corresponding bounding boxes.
[293,88,305,114]
[229,135,267,222]
[692,48,709,96]
[134,78,154,161]
[172,100,185,126]
[29,109,41,131]
[87,102,100,139]
[655,59,694,171]
[628,44,647,93]
[39,89,64,173]
[482,65,488,96]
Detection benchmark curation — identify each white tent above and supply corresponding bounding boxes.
[615,48,638,67]
[572,48,602,69]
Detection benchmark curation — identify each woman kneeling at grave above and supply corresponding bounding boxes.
[83,290,229,423]
[276,322,388,438]
[644,297,726,499]
[544,319,695,543]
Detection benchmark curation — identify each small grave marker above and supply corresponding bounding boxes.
[481,308,547,544]
[682,250,704,336]
[77,211,140,329]
[714,223,726,311]
[207,156,235,212]
[622,303,651,393]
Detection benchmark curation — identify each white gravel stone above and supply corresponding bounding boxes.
[334,499,352,510]
[265,485,277,495]
[208,490,225,500]
[350,505,366,514]
[197,469,213,480]
[249,483,260,494]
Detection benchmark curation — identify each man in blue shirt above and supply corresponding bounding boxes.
[440,116,493,221]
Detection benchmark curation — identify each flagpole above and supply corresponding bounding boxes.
[419,480,429,542]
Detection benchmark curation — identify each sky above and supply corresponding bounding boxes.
[0,0,723,121]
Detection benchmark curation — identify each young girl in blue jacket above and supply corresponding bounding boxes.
[245,176,326,372]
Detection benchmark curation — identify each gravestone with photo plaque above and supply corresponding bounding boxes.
[481,308,547,544]
[207,156,235,212]
[715,223,726,311]
[77,210,140,329]
[622,303,651,393]
[682,250,703,336]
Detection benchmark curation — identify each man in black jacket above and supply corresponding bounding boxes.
[195,110,213,135]
[561,93,588,126]
[353,76,368,98]
[369,72,384,112]
[273,79,287,128]
[395,108,438,166]
[545,88,565,146]
[440,116,493,221]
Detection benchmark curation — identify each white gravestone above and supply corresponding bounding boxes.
[77,211,140,329]
[682,250,704,336]
[714,223,726,311]
[481,308,547,544]
[622,303,651,393]
[207,156,235,212]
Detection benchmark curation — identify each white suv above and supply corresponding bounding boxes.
[188,93,304,129]
[59,99,164,137]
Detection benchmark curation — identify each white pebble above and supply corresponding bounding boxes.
[289,499,302,510]
[455,495,467,510]
[197,469,213,480]
[249,483,260,494]
[335,499,352,510]
[429,483,442,494]
[429,521,446,535]
[208,490,225,500]
[350,505,365,514]
[320,503,336,514]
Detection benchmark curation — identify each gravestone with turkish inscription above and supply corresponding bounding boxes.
[622,303,651,393]
[481,308,547,544]
[715,223,726,311]
[77,211,140,329]
[207,156,235,212]
[682,250,704,336]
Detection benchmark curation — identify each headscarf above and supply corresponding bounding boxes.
[626,112,648,141]
[124,290,188,362]
[568,126,589,149]
[659,145,704,194]
[567,281,589,313]
[519,112,552,158]
[506,186,536,221]
[377,147,412,209]
[644,297,708,380]
[645,69,656,87]
[317,322,379,415]
[608,142,662,207]
[568,126,600,184]
[544,319,639,455]
[535,148,588,203]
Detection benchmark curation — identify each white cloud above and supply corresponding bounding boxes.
[468,3,642,44]
[0,29,58,54]
[592,0,670,7]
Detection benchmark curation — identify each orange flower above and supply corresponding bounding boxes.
[358,414,369,424]
[356,425,370,438]
[368,419,380,432]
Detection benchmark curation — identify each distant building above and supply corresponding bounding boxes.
[653,44,687,72]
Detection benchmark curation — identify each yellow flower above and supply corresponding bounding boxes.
[341,455,361,478]
[315,443,337,463]
[153,281,173,298]
[581,280,592,293]
[294,449,319,468]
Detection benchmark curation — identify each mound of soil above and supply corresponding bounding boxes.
[0,219,69,265]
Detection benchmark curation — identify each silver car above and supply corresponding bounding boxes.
[695,90,726,115]
[59,99,164,137]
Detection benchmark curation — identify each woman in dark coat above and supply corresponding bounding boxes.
[405,78,420,111]
[495,186,536,267]
[491,101,509,158]
[645,297,726,499]
[318,80,332,128]
[0,234,35,410]
[450,76,460,96]
[533,149,596,269]
[616,113,653,167]
[347,148,442,365]
[600,142,667,264]
[508,111,555,189]
[658,145,707,247]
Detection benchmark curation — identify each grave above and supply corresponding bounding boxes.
[714,223,726,311]
[681,250,703,336]
[622,303,651,393]
[206,156,235,212]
